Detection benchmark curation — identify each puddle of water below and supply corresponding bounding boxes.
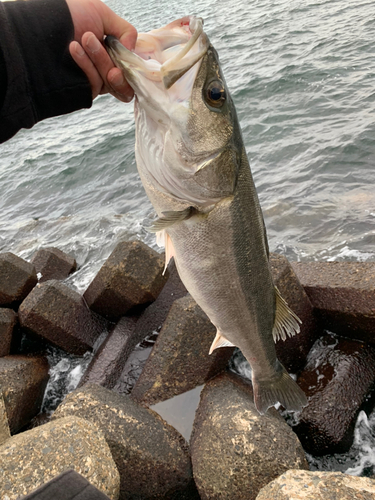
[150,385,204,441]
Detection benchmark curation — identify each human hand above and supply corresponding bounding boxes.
[66,0,137,102]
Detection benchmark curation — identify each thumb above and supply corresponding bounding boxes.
[102,5,137,50]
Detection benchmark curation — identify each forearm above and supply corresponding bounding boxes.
[0,0,92,143]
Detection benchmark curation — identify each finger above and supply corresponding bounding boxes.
[82,32,133,101]
[107,67,134,103]
[69,41,104,99]
[101,6,138,50]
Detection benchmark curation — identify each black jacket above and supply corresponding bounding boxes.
[0,0,92,144]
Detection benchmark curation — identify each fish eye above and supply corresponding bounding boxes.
[206,81,226,107]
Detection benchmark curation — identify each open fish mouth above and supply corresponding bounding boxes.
[105,16,209,93]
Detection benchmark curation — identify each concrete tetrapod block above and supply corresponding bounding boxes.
[190,372,308,500]
[0,416,120,500]
[83,240,168,320]
[112,259,189,393]
[79,316,138,389]
[0,252,37,307]
[52,383,199,500]
[130,258,188,342]
[131,295,234,406]
[22,470,112,500]
[292,261,375,344]
[19,280,105,355]
[0,392,10,445]
[31,247,77,283]
[255,470,375,500]
[270,253,320,373]
[294,332,375,455]
[0,308,17,357]
[0,355,49,433]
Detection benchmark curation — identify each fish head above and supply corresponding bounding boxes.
[105,16,241,207]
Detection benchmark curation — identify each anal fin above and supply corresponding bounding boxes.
[272,286,302,342]
[209,330,235,355]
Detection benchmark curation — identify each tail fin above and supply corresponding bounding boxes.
[252,364,307,415]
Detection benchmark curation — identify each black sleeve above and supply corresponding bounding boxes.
[0,0,92,144]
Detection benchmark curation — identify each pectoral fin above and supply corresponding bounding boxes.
[272,287,302,342]
[209,330,235,355]
[146,207,196,232]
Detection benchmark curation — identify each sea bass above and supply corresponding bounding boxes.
[105,16,307,414]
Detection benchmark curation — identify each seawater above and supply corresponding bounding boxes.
[1,0,375,475]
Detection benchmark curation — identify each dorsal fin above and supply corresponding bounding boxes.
[209,330,235,355]
[272,287,302,342]
[146,207,196,232]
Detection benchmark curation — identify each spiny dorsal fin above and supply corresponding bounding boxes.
[146,207,196,233]
[272,286,302,342]
[209,330,235,355]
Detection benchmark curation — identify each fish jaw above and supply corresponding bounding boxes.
[105,16,209,107]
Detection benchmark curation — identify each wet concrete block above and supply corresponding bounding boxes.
[0,416,120,499]
[191,372,308,500]
[256,470,375,500]
[270,253,320,373]
[31,247,77,282]
[79,316,138,389]
[0,252,37,307]
[294,332,375,455]
[0,308,17,357]
[131,295,234,406]
[52,383,199,500]
[19,280,106,355]
[0,355,49,433]
[83,240,168,320]
[292,261,375,344]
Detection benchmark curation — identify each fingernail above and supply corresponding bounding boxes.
[86,34,101,54]
[111,72,124,87]
[75,43,85,57]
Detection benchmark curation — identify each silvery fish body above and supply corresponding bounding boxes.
[106,17,307,413]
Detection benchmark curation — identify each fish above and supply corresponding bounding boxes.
[105,16,307,414]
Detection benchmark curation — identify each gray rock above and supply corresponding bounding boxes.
[0,252,37,307]
[79,316,138,389]
[0,392,10,445]
[131,295,234,406]
[0,355,49,433]
[52,383,199,500]
[191,372,308,500]
[0,308,17,356]
[31,247,77,282]
[270,254,320,373]
[84,241,168,320]
[0,416,120,500]
[255,469,375,500]
[292,261,375,344]
[19,280,106,355]
[294,332,375,455]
